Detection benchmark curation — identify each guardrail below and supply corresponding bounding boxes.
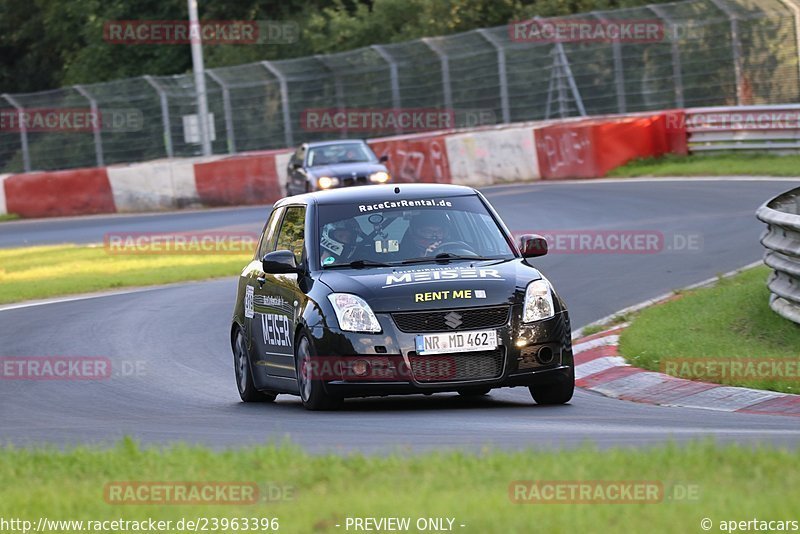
[686,104,800,153]
[756,186,800,324]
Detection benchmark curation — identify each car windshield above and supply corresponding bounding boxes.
[307,143,376,166]
[317,195,516,269]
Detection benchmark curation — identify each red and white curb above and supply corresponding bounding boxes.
[572,326,800,417]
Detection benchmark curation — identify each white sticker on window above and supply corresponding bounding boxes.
[321,235,344,255]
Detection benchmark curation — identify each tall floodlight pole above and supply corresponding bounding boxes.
[188,0,212,156]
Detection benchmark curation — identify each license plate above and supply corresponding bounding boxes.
[415,330,498,355]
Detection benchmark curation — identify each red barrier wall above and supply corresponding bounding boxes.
[534,121,596,179]
[535,112,687,179]
[368,134,452,184]
[194,152,282,206]
[4,167,115,218]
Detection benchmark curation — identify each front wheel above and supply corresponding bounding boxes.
[295,335,343,411]
[233,328,277,403]
[529,367,574,405]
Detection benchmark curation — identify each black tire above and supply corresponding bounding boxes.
[529,367,574,405]
[295,334,343,411]
[457,387,492,397]
[233,327,277,403]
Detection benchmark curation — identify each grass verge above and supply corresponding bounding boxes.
[0,244,251,305]
[579,313,632,337]
[0,439,797,533]
[619,266,800,394]
[0,213,19,222]
[607,153,800,178]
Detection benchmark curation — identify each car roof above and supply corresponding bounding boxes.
[275,183,478,207]
[304,139,368,148]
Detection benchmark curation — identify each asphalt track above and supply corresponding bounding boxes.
[2,178,800,452]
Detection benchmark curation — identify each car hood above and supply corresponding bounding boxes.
[318,259,542,313]
[308,162,387,177]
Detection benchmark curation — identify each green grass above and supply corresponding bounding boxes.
[0,439,797,533]
[619,266,800,394]
[608,153,800,177]
[0,213,19,222]
[579,314,632,337]
[0,244,251,304]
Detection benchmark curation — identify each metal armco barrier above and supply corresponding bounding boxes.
[756,186,800,324]
[687,104,800,152]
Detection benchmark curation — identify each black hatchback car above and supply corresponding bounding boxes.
[286,140,391,196]
[231,184,574,410]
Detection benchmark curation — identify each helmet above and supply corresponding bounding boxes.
[331,218,359,243]
[322,218,360,258]
[409,211,450,250]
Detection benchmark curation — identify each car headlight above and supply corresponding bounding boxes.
[369,171,391,183]
[318,176,340,189]
[327,293,382,333]
[522,279,555,323]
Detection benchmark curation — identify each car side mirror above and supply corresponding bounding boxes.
[518,234,548,258]
[262,250,299,273]
[379,155,389,163]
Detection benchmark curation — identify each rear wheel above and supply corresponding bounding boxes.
[458,387,491,397]
[295,335,343,411]
[529,367,574,405]
[233,328,277,403]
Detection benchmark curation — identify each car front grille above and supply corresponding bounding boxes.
[407,348,505,383]
[392,306,510,333]
[340,175,369,187]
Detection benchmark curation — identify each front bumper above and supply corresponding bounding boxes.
[307,306,573,397]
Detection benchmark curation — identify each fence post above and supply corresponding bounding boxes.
[709,0,746,105]
[422,38,453,113]
[261,61,294,147]
[592,12,626,114]
[314,55,347,137]
[371,45,403,133]
[206,70,236,154]
[476,29,511,124]
[1,94,31,172]
[648,5,686,108]
[143,76,174,158]
[74,85,104,167]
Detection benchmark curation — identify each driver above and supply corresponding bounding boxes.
[401,211,450,257]
[321,218,360,265]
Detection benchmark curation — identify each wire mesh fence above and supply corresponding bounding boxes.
[1,0,798,173]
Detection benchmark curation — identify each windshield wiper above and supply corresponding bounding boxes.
[399,253,497,265]
[324,259,392,269]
